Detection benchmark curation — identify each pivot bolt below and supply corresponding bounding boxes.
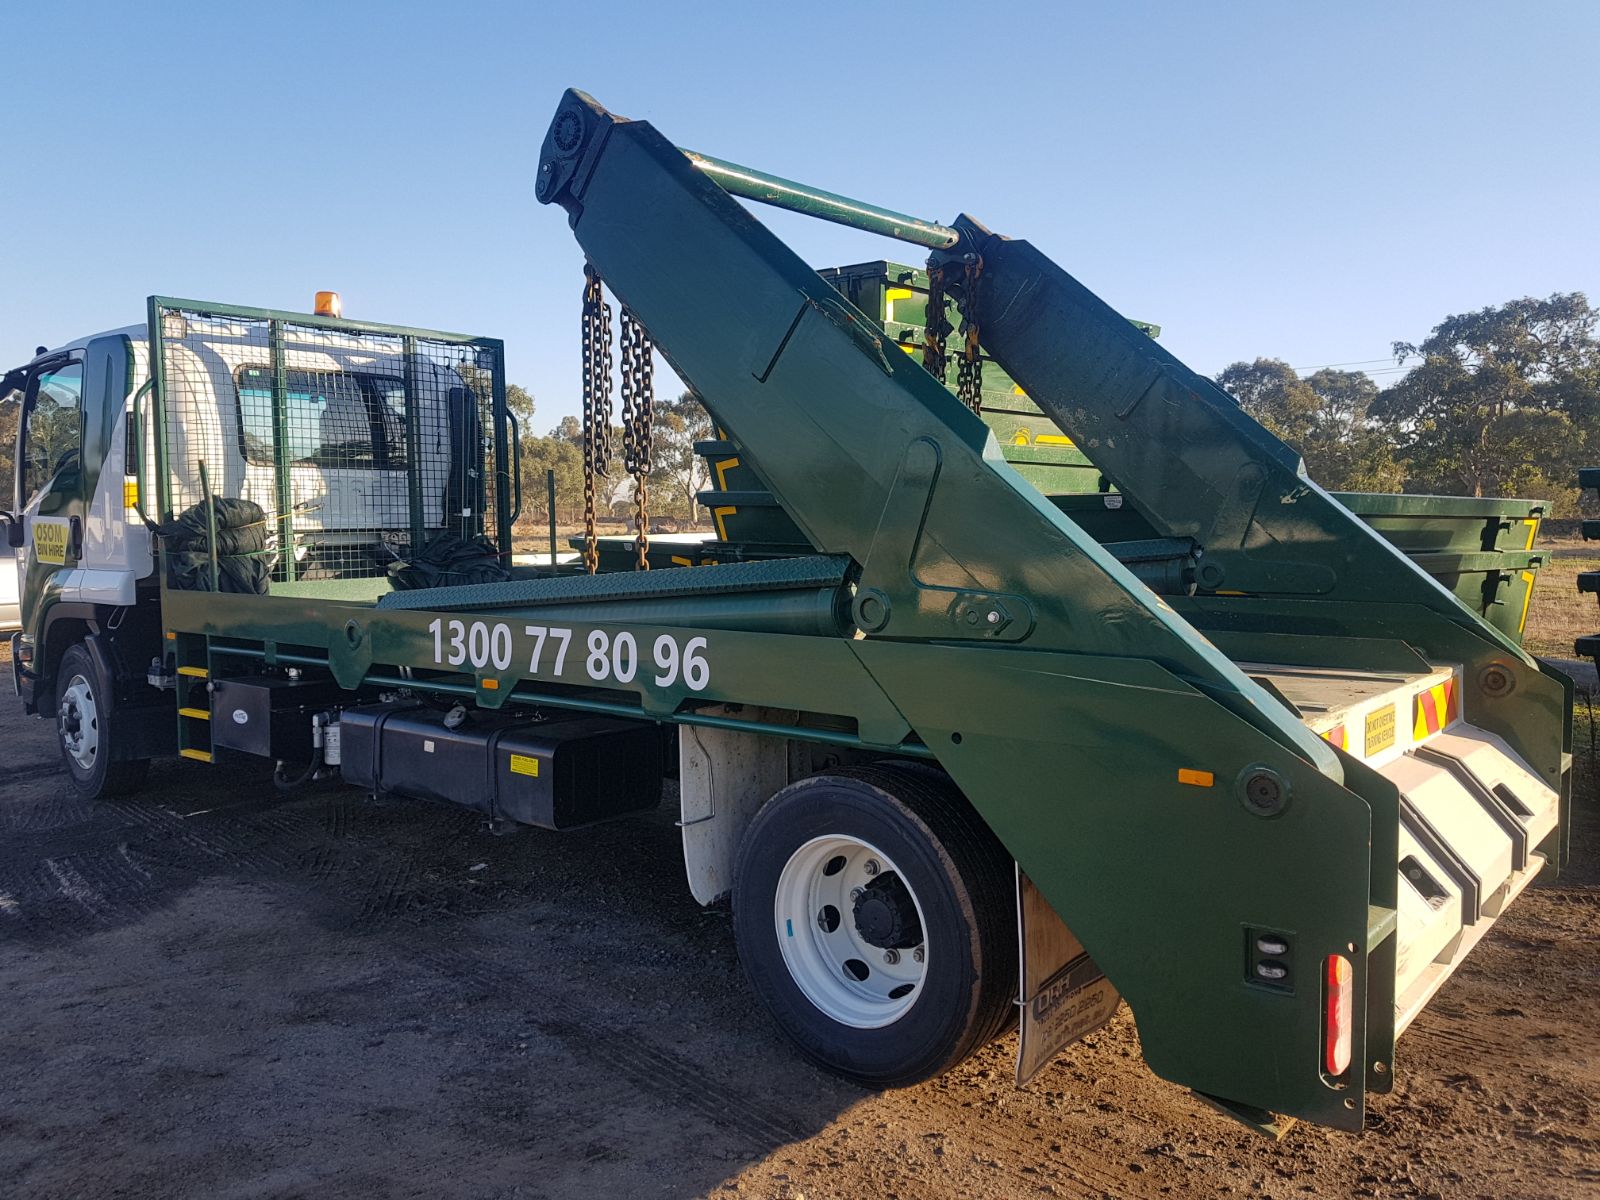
[1479,663,1515,697]
[863,859,881,877]
[1239,765,1291,817]
[986,610,1001,625]
[883,949,900,965]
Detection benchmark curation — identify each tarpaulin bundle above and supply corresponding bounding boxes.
[387,531,510,591]
[160,498,275,594]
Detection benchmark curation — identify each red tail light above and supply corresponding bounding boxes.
[1324,954,1353,1075]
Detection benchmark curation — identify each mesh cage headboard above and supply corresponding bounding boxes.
[147,297,510,584]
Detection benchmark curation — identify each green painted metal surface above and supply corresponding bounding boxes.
[531,89,1380,1127]
[137,90,1568,1135]
[801,262,1549,643]
[376,554,850,612]
[518,89,1568,1130]
[810,261,1549,645]
[580,532,716,572]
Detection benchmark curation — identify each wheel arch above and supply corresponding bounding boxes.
[675,711,973,906]
[32,601,99,714]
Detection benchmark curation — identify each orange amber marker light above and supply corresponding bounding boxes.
[481,678,500,690]
[1177,768,1214,787]
[1324,954,1354,1075]
[314,291,342,318]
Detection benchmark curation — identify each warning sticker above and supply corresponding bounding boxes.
[1365,703,1396,757]
[509,753,540,778]
[32,519,70,565]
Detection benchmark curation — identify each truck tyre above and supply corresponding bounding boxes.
[55,642,149,800]
[733,764,1016,1088]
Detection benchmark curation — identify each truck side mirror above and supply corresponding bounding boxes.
[0,513,21,549]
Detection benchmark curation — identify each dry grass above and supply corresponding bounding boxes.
[1524,535,1600,659]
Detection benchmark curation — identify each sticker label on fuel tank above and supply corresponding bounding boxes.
[509,753,540,777]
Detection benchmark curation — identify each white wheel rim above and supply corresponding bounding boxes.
[59,673,99,771]
[773,835,929,1029]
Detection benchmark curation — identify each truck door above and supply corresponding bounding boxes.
[15,357,86,625]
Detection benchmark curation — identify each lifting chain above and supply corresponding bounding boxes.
[954,254,984,413]
[580,264,613,575]
[619,307,656,570]
[921,254,984,412]
[921,264,951,385]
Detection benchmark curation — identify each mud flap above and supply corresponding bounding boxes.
[1015,867,1121,1087]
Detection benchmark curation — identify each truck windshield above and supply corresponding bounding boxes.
[235,365,408,469]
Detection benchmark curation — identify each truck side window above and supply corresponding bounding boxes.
[236,365,408,469]
[20,362,84,507]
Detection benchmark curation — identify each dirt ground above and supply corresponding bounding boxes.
[2,607,1599,1200]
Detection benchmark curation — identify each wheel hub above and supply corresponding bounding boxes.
[852,874,923,949]
[58,674,99,771]
[772,835,929,1029]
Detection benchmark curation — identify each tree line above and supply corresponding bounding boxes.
[504,385,714,529]
[3,292,1593,522]
[1217,292,1599,513]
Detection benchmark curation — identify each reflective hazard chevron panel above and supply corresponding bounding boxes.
[1412,678,1459,740]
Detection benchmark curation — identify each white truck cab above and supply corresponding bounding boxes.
[3,301,485,721]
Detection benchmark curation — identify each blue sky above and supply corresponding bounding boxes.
[4,1,1596,427]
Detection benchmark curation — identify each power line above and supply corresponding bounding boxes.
[1289,357,1397,371]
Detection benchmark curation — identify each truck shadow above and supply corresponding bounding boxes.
[0,743,871,1198]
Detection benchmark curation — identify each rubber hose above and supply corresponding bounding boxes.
[273,746,324,792]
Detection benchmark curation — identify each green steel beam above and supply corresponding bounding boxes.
[401,334,426,551]
[198,459,221,592]
[210,641,935,758]
[145,297,174,523]
[490,350,514,550]
[268,318,297,583]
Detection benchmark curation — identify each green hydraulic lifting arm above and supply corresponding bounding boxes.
[536,90,1394,1129]
[537,90,1338,770]
[933,219,1567,793]
[938,218,1519,613]
[648,108,1564,800]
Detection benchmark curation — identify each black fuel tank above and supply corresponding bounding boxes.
[338,703,662,829]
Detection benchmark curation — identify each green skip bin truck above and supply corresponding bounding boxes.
[1,89,1571,1137]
